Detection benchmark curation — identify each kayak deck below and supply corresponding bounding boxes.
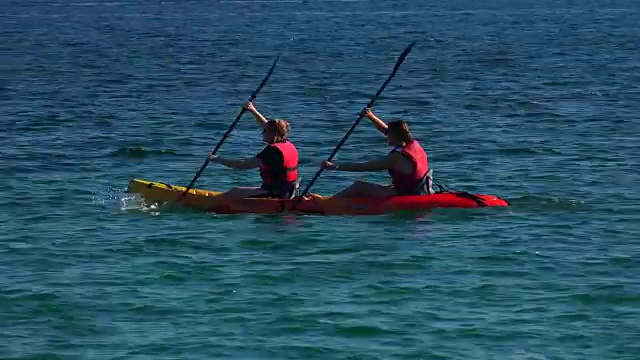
[126,179,510,215]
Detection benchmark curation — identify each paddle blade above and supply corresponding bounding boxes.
[250,55,280,101]
[368,41,415,107]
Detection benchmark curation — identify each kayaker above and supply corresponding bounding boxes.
[320,107,432,198]
[207,101,299,199]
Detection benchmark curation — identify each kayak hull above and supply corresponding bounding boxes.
[126,179,510,215]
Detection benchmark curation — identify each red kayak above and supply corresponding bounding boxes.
[127,179,509,215]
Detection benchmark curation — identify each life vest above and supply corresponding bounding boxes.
[259,140,299,193]
[388,139,430,195]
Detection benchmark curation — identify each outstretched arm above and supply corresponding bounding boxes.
[363,108,388,135]
[322,154,393,172]
[244,101,268,129]
[209,154,262,169]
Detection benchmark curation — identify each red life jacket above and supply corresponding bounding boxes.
[388,139,429,195]
[259,140,299,191]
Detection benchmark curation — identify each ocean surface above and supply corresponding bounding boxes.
[2,0,640,358]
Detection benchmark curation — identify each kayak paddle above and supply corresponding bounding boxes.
[297,42,415,200]
[179,55,281,200]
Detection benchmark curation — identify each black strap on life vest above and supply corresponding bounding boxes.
[265,164,298,174]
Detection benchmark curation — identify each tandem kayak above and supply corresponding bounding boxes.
[126,179,510,215]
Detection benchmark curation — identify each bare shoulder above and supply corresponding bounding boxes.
[388,150,404,160]
[387,151,405,164]
[389,151,413,172]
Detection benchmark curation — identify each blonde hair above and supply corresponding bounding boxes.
[387,120,413,143]
[266,119,291,142]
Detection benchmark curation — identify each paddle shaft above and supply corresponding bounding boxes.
[179,55,281,200]
[298,42,416,199]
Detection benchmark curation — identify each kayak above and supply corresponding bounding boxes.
[126,179,510,215]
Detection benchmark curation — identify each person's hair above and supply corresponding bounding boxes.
[266,119,291,142]
[387,120,413,143]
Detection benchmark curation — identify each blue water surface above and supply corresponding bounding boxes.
[2,0,639,358]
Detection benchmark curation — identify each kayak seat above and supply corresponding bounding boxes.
[410,168,436,195]
[425,168,435,195]
[249,177,301,200]
[290,177,301,199]
[426,169,453,194]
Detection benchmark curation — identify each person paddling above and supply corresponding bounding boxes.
[319,107,432,199]
[208,101,299,199]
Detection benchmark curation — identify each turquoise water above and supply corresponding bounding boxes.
[3,0,640,358]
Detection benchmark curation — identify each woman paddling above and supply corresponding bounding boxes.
[207,101,299,199]
[320,107,432,199]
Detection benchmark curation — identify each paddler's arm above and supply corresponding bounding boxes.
[244,101,268,129]
[322,153,395,172]
[363,108,388,135]
[209,154,262,169]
